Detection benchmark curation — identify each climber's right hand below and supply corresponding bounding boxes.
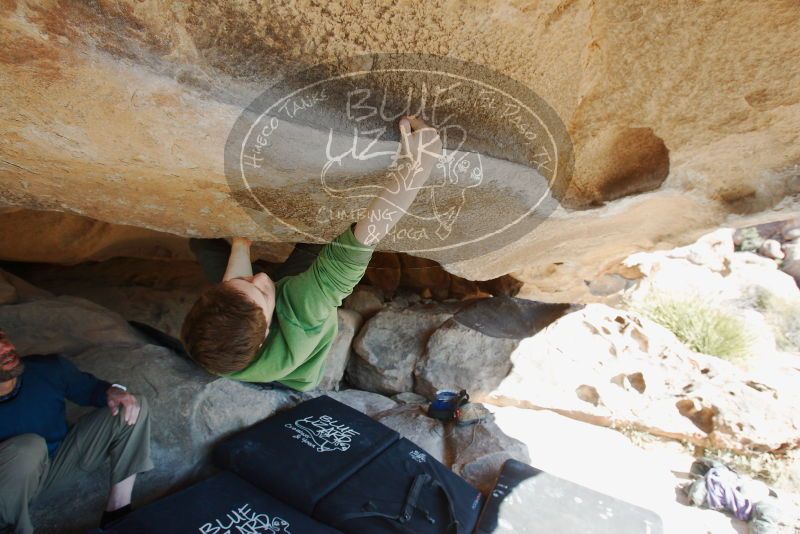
[398,115,442,176]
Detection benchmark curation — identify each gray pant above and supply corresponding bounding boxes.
[0,397,153,534]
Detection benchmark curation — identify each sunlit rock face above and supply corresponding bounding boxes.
[1,1,799,300]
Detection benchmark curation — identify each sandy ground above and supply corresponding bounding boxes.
[487,405,799,533]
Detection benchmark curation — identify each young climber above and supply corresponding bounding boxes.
[181,116,443,390]
[0,330,153,533]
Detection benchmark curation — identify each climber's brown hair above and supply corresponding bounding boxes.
[180,283,268,375]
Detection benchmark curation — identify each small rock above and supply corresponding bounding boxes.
[347,303,458,395]
[375,404,446,463]
[587,273,629,296]
[683,228,735,269]
[414,319,520,399]
[780,217,800,241]
[450,417,530,493]
[780,242,800,281]
[390,288,422,307]
[341,284,384,319]
[788,176,800,194]
[750,496,799,534]
[625,231,800,311]
[727,252,800,306]
[783,228,800,242]
[729,251,780,270]
[758,239,785,260]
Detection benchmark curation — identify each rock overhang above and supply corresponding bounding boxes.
[2,0,800,300]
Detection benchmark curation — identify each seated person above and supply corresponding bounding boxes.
[0,330,153,533]
[181,116,442,390]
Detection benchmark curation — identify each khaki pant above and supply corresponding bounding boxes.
[0,397,153,534]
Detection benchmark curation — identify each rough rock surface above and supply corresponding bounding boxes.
[622,228,800,355]
[341,284,384,319]
[324,388,399,417]
[0,268,54,302]
[485,304,800,453]
[374,404,448,464]
[0,209,295,265]
[373,403,530,494]
[624,229,800,307]
[13,258,210,337]
[414,318,520,398]
[451,296,573,338]
[348,302,459,395]
[759,239,784,260]
[782,241,800,281]
[0,270,17,304]
[2,1,799,301]
[0,295,144,356]
[392,391,429,405]
[316,308,363,391]
[449,418,530,494]
[731,216,800,287]
[0,209,195,265]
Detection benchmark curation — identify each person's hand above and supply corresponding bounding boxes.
[398,115,442,179]
[232,237,252,248]
[106,387,141,425]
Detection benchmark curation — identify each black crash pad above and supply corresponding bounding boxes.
[314,438,483,534]
[102,471,341,534]
[214,395,399,514]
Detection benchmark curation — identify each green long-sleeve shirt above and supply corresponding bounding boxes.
[224,223,376,390]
